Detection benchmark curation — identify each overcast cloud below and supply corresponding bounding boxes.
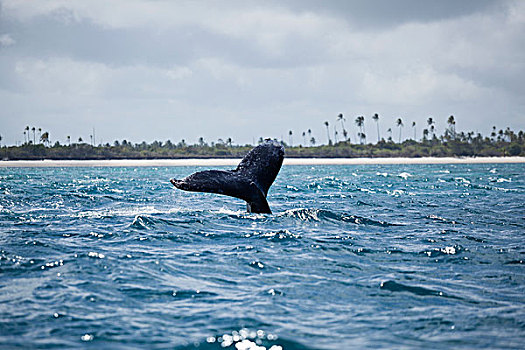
[0,0,523,146]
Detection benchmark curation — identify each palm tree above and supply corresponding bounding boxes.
[334,129,339,143]
[497,129,504,142]
[302,131,306,146]
[67,136,71,146]
[355,116,365,144]
[23,131,27,144]
[358,132,366,144]
[387,128,392,141]
[372,113,380,143]
[423,128,429,141]
[504,127,512,142]
[467,131,474,143]
[0,134,2,148]
[288,130,293,146]
[310,137,316,146]
[31,127,36,144]
[354,116,360,142]
[324,121,331,145]
[78,137,83,143]
[337,113,347,141]
[40,132,49,146]
[412,121,416,140]
[226,137,232,147]
[24,126,29,144]
[427,117,435,138]
[396,118,404,143]
[447,115,456,139]
[38,128,42,144]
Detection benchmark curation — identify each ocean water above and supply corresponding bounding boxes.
[0,163,524,349]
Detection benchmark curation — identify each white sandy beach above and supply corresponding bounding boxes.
[1,157,524,167]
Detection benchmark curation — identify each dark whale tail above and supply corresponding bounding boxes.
[170,140,284,213]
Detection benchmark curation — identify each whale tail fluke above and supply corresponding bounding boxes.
[170,140,284,213]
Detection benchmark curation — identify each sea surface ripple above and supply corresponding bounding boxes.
[1,164,524,349]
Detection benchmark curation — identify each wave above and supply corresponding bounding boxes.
[248,229,300,241]
[424,214,462,225]
[380,280,458,299]
[279,208,401,227]
[398,172,413,180]
[117,286,217,301]
[307,176,350,190]
[75,206,184,219]
[214,208,268,220]
[468,183,519,192]
[130,214,204,230]
[504,260,524,265]
[420,245,464,258]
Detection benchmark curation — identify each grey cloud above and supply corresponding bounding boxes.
[0,0,523,146]
[273,0,505,29]
[0,33,15,46]
[2,14,332,70]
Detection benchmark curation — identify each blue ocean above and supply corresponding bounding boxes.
[1,163,524,349]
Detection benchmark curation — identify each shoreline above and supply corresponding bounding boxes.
[1,156,524,167]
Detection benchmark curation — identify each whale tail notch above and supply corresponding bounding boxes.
[170,140,284,213]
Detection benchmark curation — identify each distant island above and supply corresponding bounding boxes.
[2,116,524,160]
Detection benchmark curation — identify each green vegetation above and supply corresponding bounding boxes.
[2,117,524,160]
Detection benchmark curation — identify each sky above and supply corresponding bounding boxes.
[0,0,524,146]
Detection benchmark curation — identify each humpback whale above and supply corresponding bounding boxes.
[170,140,284,214]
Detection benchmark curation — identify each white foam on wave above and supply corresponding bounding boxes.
[454,177,471,184]
[441,246,457,255]
[216,207,245,215]
[215,207,266,219]
[398,172,412,180]
[73,206,184,219]
[387,189,405,196]
[280,208,320,221]
[73,178,111,185]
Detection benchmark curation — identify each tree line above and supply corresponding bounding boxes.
[289,114,466,146]
[1,115,524,160]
